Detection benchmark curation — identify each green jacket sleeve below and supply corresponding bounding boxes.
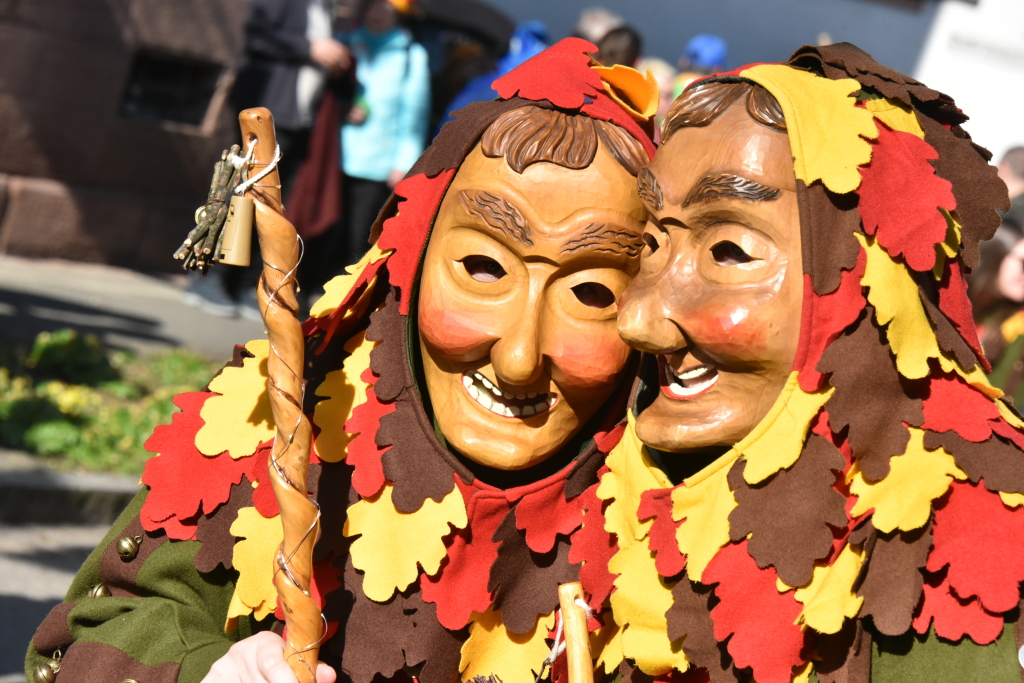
[25,488,266,683]
[870,624,1021,683]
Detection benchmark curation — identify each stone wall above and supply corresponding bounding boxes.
[0,0,249,272]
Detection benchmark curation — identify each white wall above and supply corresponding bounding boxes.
[915,0,1024,161]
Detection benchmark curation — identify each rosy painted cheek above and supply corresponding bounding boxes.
[682,306,771,359]
[547,327,631,390]
[418,287,499,358]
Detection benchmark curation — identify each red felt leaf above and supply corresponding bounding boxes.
[923,373,1000,442]
[913,569,1005,645]
[926,480,1024,614]
[305,255,389,352]
[798,249,867,392]
[938,261,989,372]
[493,37,603,111]
[420,482,511,630]
[567,481,617,612]
[595,422,626,454]
[703,541,807,683]
[376,170,455,315]
[637,488,686,579]
[248,445,279,518]
[990,419,1024,453]
[141,392,251,541]
[514,481,584,554]
[857,122,956,272]
[345,368,396,499]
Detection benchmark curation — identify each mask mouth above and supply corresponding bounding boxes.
[660,356,719,400]
[461,370,556,418]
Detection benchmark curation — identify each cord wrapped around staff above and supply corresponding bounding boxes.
[238,108,324,683]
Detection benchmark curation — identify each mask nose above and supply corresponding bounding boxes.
[489,294,545,386]
[617,279,688,355]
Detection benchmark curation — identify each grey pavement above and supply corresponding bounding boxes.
[0,523,108,680]
[0,254,266,361]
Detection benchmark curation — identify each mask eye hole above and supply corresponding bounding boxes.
[710,240,753,266]
[572,282,616,309]
[462,255,507,283]
[642,232,660,255]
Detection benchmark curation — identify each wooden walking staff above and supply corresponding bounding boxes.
[558,583,594,683]
[239,107,324,682]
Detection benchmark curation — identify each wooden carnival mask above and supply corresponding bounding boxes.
[619,90,803,454]
[418,107,648,470]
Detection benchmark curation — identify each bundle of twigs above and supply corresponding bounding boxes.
[173,144,243,272]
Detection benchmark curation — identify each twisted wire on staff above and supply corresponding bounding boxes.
[238,108,325,683]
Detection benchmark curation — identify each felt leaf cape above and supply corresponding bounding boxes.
[131,38,658,683]
[593,42,1024,683]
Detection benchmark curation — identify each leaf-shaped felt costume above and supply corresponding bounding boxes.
[26,38,659,683]
[595,43,1024,683]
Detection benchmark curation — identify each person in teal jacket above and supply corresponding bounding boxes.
[339,0,430,267]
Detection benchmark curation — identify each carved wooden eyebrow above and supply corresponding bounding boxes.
[638,168,663,211]
[681,173,782,208]
[459,190,533,246]
[561,222,644,258]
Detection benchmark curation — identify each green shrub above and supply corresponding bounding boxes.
[0,330,220,474]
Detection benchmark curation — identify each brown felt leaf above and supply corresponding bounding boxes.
[616,660,655,683]
[728,435,849,588]
[403,593,467,683]
[195,478,253,573]
[337,555,414,683]
[818,308,924,481]
[918,115,1009,270]
[923,430,1024,495]
[488,506,580,634]
[564,439,606,500]
[314,460,358,560]
[797,180,863,296]
[919,293,978,372]
[813,620,873,683]
[367,288,470,512]
[786,43,943,111]
[666,573,737,683]
[366,289,413,403]
[856,519,933,637]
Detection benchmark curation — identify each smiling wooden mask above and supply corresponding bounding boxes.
[418,106,648,470]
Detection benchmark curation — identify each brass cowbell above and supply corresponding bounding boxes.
[218,194,255,267]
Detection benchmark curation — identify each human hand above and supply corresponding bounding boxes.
[310,38,350,73]
[202,632,337,683]
[386,169,405,188]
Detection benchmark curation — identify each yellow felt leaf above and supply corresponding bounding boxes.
[345,482,467,602]
[312,331,376,463]
[1002,311,1024,344]
[1000,492,1024,508]
[310,245,391,318]
[227,506,282,623]
[794,543,866,634]
[737,372,834,484]
[741,64,878,194]
[857,233,940,380]
[597,412,672,544]
[849,428,966,532]
[671,459,737,582]
[865,98,925,139]
[592,620,624,676]
[196,339,275,458]
[792,662,814,683]
[459,608,554,683]
[608,539,689,675]
[998,400,1024,429]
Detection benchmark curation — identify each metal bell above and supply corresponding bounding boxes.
[116,535,142,561]
[88,583,110,598]
[32,664,56,683]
